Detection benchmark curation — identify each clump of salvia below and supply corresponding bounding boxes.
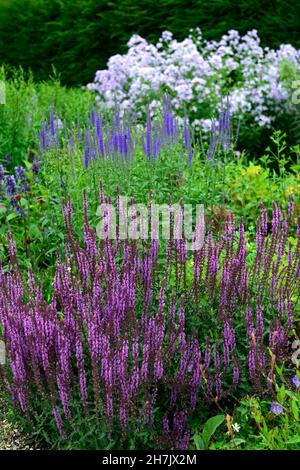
[0,189,299,449]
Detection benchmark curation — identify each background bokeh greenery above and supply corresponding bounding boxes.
[1,0,300,86]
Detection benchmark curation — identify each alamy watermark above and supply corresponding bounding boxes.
[0,81,5,105]
[292,339,300,366]
[96,198,205,251]
[0,340,5,365]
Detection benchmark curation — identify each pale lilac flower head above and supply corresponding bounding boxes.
[270,402,283,415]
[292,375,300,388]
[87,29,300,133]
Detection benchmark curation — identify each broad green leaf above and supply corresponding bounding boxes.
[193,434,205,450]
[202,415,225,446]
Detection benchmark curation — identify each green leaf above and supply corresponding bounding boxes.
[286,436,300,445]
[234,438,246,446]
[202,415,225,447]
[277,385,286,402]
[193,434,205,450]
[291,398,299,421]
[274,363,284,379]
[6,212,19,222]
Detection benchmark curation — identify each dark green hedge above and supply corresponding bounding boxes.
[0,0,300,86]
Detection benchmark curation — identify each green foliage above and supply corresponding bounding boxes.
[0,66,94,167]
[193,415,225,450]
[210,364,300,450]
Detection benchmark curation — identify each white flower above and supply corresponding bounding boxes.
[55,118,64,130]
[232,422,240,433]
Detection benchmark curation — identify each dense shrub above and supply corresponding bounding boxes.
[0,192,299,449]
[86,30,300,139]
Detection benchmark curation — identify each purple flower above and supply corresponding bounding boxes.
[50,106,55,135]
[15,166,28,193]
[292,375,300,387]
[0,165,5,199]
[41,122,47,150]
[0,191,299,444]
[31,159,41,175]
[84,146,89,169]
[270,402,283,415]
[96,114,104,157]
[5,175,18,196]
[0,164,4,181]
[288,197,294,219]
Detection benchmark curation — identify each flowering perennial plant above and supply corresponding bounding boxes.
[87,29,300,131]
[0,190,299,449]
[0,164,31,215]
[39,104,189,167]
[39,97,237,170]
